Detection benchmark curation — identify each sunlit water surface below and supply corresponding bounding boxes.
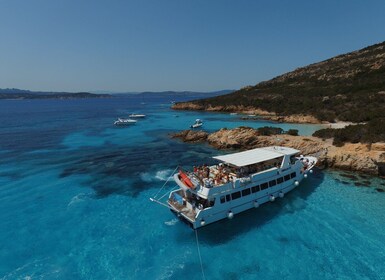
[0,95,384,280]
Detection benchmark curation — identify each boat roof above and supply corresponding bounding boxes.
[212,146,300,167]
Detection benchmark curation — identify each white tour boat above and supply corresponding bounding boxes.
[155,146,317,229]
[129,113,146,118]
[114,118,137,126]
[190,119,203,128]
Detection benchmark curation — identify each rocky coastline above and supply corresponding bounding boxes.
[172,103,321,124]
[171,127,385,177]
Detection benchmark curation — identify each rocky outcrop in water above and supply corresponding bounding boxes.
[171,128,385,176]
[171,130,209,143]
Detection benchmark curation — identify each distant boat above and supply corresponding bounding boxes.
[129,114,146,118]
[190,119,203,128]
[230,113,238,115]
[114,118,137,126]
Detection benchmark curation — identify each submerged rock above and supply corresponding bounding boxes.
[340,173,359,180]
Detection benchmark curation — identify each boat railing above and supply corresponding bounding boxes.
[189,173,204,189]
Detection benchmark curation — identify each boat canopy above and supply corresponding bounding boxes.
[212,146,300,167]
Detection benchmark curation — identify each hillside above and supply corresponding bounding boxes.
[173,41,385,123]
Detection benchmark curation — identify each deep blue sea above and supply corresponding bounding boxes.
[0,94,385,280]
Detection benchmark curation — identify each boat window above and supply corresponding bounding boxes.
[209,199,215,207]
[220,196,226,204]
[284,174,291,181]
[290,172,296,179]
[226,194,231,202]
[242,188,251,196]
[231,191,241,200]
[251,185,259,193]
[277,177,283,184]
[269,180,277,187]
[290,155,298,164]
[260,182,268,190]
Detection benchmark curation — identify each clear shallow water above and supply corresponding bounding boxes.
[0,95,384,280]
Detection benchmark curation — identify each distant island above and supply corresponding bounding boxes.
[0,88,234,100]
[0,88,111,99]
[111,90,234,98]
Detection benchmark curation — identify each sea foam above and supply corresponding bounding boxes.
[140,169,175,183]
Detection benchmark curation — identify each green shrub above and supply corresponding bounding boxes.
[287,129,299,136]
[257,126,283,136]
[312,118,385,145]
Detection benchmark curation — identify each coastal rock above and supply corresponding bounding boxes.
[267,114,320,124]
[207,127,260,149]
[171,127,385,176]
[170,130,208,143]
[172,102,205,111]
[172,103,319,124]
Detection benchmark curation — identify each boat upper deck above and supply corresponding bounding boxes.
[213,146,299,167]
[190,156,284,188]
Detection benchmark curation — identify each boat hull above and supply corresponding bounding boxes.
[168,170,309,229]
[190,124,203,128]
[191,182,298,229]
[161,149,317,230]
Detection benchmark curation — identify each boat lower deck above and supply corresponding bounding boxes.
[168,199,197,222]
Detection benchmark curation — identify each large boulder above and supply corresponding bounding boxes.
[170,130,208,143]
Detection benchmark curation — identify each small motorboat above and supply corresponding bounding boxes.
[114,118,137,126]
[190,119,203,128]
[129,114,146,118]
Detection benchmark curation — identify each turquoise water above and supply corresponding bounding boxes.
[0,95,384,279]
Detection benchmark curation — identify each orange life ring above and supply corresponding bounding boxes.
[179,170,195,189]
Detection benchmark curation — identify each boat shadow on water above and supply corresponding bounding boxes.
[179,169,324,245]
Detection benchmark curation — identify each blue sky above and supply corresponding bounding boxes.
[0,0,384,92]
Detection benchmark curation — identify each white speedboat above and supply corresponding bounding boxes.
[129,114,146,118]
[114,118,137,126]
[154,146,317,229]
[190,119,203,128]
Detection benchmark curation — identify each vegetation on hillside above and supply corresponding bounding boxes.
[179,41,385,123]
[173,41,385,145]
[312,118,385,146]
[255,126,298,136]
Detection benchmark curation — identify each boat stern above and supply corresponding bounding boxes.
[167,189,198,228]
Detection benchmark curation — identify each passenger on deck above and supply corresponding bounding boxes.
[204,166,210,178]
[223,173,229,183]
[214,174,221,185]
[218,163,223,173]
